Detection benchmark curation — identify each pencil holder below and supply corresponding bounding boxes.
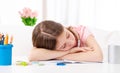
[0,44,13,66]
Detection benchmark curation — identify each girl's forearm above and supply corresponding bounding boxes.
[29,47,70,61]
[59,50,103,62]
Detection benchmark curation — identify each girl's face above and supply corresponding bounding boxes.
[55,28,77,51]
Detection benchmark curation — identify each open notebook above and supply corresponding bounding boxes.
[30,59,102,66]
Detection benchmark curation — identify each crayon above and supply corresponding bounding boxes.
[0,34,4,45]
[10,36,13,44]
[4,34,9,45]
[56,62,66,66]
[0,33,2,40]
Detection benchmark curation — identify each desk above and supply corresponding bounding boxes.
[0,63,120,73]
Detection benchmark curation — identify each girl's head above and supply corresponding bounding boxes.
[32,20,64,50]
[32,20,76,51]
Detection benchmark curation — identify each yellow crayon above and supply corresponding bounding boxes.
[4,34,9,45]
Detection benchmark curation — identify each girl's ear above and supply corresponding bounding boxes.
[66,26,80,41]
[66,26,73,31]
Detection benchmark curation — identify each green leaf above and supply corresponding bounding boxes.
[21,17,37,26]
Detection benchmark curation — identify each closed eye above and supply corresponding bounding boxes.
[66,33,70,39]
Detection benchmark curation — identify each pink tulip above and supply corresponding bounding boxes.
[19,7,38,26]
[19,7,38,18]
[30,11,38,18]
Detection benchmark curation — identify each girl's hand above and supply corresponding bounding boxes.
[55,47,94,60]
[69,47,94,54]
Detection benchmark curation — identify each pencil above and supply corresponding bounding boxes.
[4,34,9,45]
[10,35,13,44]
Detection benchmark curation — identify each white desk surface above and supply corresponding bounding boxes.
[0,63,120,73]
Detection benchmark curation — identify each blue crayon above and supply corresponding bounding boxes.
[56,62,66,66]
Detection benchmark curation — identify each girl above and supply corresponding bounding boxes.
[29,20,103,62]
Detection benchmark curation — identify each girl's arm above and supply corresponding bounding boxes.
[29,46,93,61]
[29,47,70,61]
[57,35,103,62]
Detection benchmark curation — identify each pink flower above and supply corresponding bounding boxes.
[18,7,38,26]
[19,7,38,18]
[30,11,38,18]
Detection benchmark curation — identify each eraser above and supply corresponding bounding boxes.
[56,62,66,66]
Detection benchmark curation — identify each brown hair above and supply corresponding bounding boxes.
[32,20,64,50]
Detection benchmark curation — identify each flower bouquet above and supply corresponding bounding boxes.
[19,7,38,26]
